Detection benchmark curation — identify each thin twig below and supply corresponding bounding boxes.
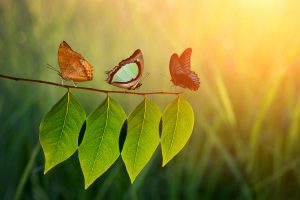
[0,74,181,96]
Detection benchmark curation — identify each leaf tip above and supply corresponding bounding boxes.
[129,175,136,184]
[82,174,95,190]
[124,167,137,183]
[162,158,170,167]
[44,162,53,174]
[43,166,51,175]
[84,182,91,190]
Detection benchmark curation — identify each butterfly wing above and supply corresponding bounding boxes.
[58,41,93,82]
[185,71,200,90]
[170,48,193,77]
[169,48,200,90]
[119,49,144,69]
[169,53,186,85]
[106,49,144,90]
[178,48,192,74]
[170,53,183,75]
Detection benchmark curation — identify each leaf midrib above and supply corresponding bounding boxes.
[52,92,70,164]
[133,99,147,171]
[166,97,180,156]
[88,97,110,180]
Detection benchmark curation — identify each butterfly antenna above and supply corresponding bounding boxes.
[141,72,150,82]
[46,64,60,74]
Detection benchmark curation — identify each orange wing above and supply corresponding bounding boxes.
[58,41,93,82]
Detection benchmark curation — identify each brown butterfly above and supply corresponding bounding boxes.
[106,49,144,90]
[57,41,93,82]
[169,48,200,91]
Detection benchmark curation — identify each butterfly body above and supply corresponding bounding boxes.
[58,41,93,82]
[106,49,143,90]
[169,48,200,91]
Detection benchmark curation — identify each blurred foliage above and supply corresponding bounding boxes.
[1,0,300,199]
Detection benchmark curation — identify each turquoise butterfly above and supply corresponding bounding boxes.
[106,49,144,90]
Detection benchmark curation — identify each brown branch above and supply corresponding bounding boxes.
[0,74,181,96]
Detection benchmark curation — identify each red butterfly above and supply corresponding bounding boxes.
[169,48,200,91]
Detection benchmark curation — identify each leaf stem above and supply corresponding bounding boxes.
[0,74,181,96]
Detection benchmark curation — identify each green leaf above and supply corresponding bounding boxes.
[78,96,126,189]
[39,91,86,173]
[161,96,194,166]
[121,98,161,183]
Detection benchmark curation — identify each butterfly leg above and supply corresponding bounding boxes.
[60,78,64,86]
[71,80,77,87]
[174,86,177,92]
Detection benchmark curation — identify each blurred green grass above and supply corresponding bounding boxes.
[1,0,300,199]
